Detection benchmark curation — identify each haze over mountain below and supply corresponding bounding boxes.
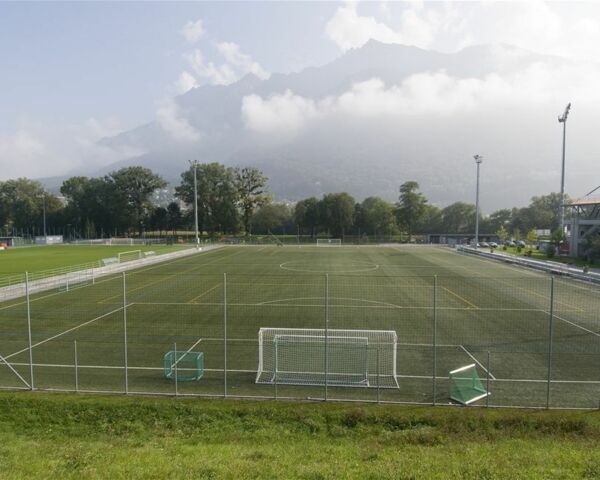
[90,40,599,210]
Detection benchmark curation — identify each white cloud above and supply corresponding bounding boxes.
[241,60,600,136]
[217,42,270,80]
[242,90,319,135]
[181,19,205,43]
[0,118,142,180]
[155,98,200,142]
[325,3,403,51]
[184,48,239,85]
[175,71,198,94]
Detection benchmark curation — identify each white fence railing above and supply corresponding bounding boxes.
[456,246,600,284]
[0,245,223,302]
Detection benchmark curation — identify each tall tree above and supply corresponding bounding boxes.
[294,197,320,238]
[106,167,166,235]
[235,167,269,235]
[396,181,427,241]
[320,192,355,238]
[0,178,62,232]
[355,197,396,236]
[251,203,292,234]
[176,163,239,234]
[166,202,182,235]
[440,202,476,233]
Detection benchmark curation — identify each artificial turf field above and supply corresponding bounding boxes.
[0,244,188,275]
[0,245,598,408]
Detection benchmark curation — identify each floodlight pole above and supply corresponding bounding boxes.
[474,155,483,248]
[558,103,571,236]
[189,160,200,250]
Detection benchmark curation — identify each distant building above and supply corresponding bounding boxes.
[427,233,498,245]
[565,196,600,257]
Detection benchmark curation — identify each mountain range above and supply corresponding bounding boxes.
[51,40,600,211]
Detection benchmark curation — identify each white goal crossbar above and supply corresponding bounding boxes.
[316,239,342,246]
[117,250,142,263]
[256,328,398,388]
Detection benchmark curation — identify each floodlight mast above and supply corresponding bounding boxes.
[558,103,571,237]
[474,155,483,249]
[188,160,200,250]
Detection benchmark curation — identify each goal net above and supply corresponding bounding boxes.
[117,250,142,263]
[164,351,204,381]
[256,328,398,388]
[449,364,489,405]
[316,239,341,246]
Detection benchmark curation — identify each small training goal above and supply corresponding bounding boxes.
[256,328,398,388]
[117,250,142,263]
[316,239,342,247]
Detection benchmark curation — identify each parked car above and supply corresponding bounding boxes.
[508,241,517,247]
[518,240,526,248]
[480,241,489,248]
[489,242,498,248]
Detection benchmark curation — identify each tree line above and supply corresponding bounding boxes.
[0,165,565,240]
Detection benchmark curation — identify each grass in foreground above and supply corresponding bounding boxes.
[0,392,598,479]
[0,244,189,275]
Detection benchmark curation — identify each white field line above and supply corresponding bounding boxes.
[0,353,31,388]
[187,284,220,304]
[459,345,496,380]
[546,311,600,338]
[98,247,243,303]
[8,362,600,384]
[4,305,125,361]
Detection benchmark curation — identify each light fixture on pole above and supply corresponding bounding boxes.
[558,103,571,236]
[188,160,200,250]
[474,155,483,249]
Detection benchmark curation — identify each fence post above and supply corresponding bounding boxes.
[174,342,178,397]
[432,275,437,406]
[546,276,555,409]
[223,273,227,398]
[325,273,329,402]
[25,272,34,390]
[486,350,490,408]
[122,272,129,395]
[376,347,380,404]
[74,340,79,393]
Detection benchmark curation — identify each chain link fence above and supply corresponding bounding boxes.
[0,271,598,408]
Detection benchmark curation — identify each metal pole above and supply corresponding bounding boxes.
[558,103,571,235]
[486,350,490,408]
[223,273,227,398]
[432,275,437,405]
[325,273,329,401]
[474,155,483,248]
[74,340,79,393]
[122,272,128,394]
[546,276,555,409]
[190,160,200,250]
[274,340,278,400]
[174,342,178,397]
[376,347,380,404]
[25,272,34,390]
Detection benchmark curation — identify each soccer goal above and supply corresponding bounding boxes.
[256,328,398,388]
[316,239,342,247]
[449,364,490,405]
[164,351,204,381]
[117,250,142,263]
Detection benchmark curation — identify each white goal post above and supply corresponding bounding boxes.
[256,328,398,388]
[117,250,142,263]
[316,239,342,246]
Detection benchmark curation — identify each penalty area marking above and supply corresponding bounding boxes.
[279,260,379,274]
